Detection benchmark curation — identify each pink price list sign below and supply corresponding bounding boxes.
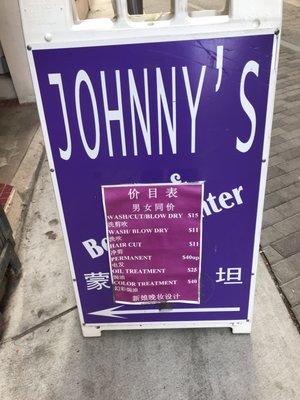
[102,183,204,305]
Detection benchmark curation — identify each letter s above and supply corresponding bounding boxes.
[236,61,260,153]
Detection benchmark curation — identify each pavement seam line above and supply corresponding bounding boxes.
[268,229,300,248]
[0,305,77,346]
[281,40,300,53]
[260,247,300,333]
[281,275,300,286]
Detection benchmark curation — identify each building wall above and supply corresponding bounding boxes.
[0,0,35,103]
[0,0,90,103]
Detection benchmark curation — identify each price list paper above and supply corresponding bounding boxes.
[102,183,204,305]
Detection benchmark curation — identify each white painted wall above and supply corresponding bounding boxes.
[0,0,35,103]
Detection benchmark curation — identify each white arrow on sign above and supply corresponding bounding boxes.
[89,306,240,319]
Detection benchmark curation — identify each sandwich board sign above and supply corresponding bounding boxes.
[21,0,282,336]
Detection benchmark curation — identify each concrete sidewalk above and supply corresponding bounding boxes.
[0,2,299,399]
[261,0,300,325]
[0,160,300,400]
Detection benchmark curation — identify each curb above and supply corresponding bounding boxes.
[5,126,45,248]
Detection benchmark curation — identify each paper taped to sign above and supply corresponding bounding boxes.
[102,183,204,305]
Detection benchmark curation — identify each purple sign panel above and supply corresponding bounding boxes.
[32,34,274,324]
[102,183,204,304]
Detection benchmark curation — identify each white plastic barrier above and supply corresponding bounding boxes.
[20,0,282,337]
[21,1,282,44]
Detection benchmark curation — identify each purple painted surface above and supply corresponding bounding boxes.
[103,183,203,304]
[32,34,274,324]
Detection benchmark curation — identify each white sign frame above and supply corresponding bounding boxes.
[20,0,282,336]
